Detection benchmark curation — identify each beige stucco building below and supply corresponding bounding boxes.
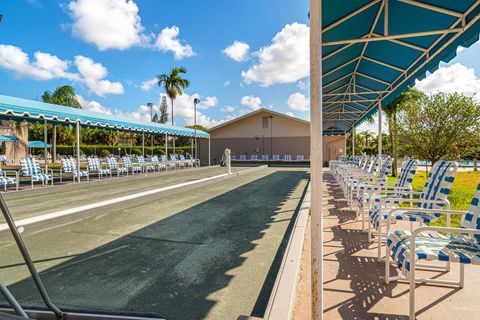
[198,109,346,165]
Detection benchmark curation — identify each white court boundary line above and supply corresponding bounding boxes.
[0,173,229,232]
[0,165,267,232]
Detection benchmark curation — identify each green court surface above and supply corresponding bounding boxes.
[0,167,309,320]
[3,166,245,221]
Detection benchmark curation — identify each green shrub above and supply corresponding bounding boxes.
[101,149,110,157]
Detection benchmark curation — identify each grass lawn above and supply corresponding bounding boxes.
[388,171,480,227]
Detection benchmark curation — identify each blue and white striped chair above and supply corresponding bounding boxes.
[239,155,247,161]
[284,154,292,161]
[261,154,269,161]
[151,155,164,171]
[136,156,154,173]
[179,154,191,167]
[296,155,305,161]
[369,160,457,260]
[358,159,417,231]
[106,156,128,177]
[272,154,280,161]
[122,156,141,174]
[250,155,258,161]
[20,157,53,188]
[385,183,480,319]
[87,156,110,179]
[60,157,89,182]
[230,155,237,161]
[161,155,175,170]
[0,168,18,191]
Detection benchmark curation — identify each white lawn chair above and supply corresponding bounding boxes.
[231,155,237,161]
[136,156,155,173]
[250,155,258,161]
[60,157,89,182]
[0,167,18,191]
[122,156,142,174]
[272,154,280,161]
[368,160,457,261]
[20,157,53,188]
[106,156,128,177]
[87,156,110,179]
[239,155,247,161]
[284,154,292,161]
[261,154,269,161]
[385,183,480,319]
[296,155,305,161]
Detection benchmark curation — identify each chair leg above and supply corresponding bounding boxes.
[460,263,465,288]
[385,242,391,284]
[377,223,383,262]
[409,267,416,320]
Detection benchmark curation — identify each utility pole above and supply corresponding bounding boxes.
[193,98,200,159]
[147,102,154,156]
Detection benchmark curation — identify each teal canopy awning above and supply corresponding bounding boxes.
[321,0,480,136]
[28,141,51,148]
[0,135,17,142]
[0,95,209,139]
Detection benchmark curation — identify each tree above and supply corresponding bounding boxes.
[396,92,480,165]
[152,113,159,123]
[159,96,169,124]
[384,87,424,176]
[157,67,190,153]
[185,125,208,132]
[41,85,81,162]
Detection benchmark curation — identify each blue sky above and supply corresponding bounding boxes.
[0,0,479,130]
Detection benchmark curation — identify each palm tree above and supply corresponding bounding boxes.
[157,67,190,153]
[383,87,424,176]
[41,85,81,162]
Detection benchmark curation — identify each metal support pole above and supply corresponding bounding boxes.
[208,136,211,166]
[310,0,323,318]
[344,135,347,157]
[76,121,81,183]
[165,133,168,163]
[378,101,383,170]
[43,119,48,171]
[191,138,194,157]
[142,130,145,157]
[352,127,355,157]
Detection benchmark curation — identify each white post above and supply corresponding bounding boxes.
[142,130,145,157]
[191,138,194,157]
[310,0,323,319]
[352,127,355,157]
[76,121,81,183]
[165,133,168,163]
[378,101,383,170]
[208,136,211,166]
[344,135,347,157]
[43,119,48,171]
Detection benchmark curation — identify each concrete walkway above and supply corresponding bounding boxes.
[0,167,309,320]
[293,170,480,319]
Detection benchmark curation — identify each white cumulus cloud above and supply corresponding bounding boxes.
[74,55,124,96]
[223,41,250,62]
[240,95,263,111]
[242,23,309,86]
[0,44,124,97]
[155,26,196,60]
[67,0,147,51]
[415,63,480,101]
[287,92,309,111]
[141,77,157,91]
[221,105,235,113]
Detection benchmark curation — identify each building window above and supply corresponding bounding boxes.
[262,116,269,128]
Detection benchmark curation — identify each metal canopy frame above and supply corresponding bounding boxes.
[321,0,480,135]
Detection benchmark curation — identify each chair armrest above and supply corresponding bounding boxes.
[412,226,480,237]
[380,197,448,207]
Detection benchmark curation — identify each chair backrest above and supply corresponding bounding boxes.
[61,157,76,173]
[393,159,418,197]
[170,155,177,162]
[230,155,237,160]
[0,167,5,177]
[136,156,146,166]
[20,157,43,176]
[378,157,393,178]
[123,156,133,167]
[261,155,269,161]
[367,157,380,174]
[106,156,118,169]
[417,160,457,210]
[151,156,159,165]
[251,155,258,160]
[459,183,480,244]
[284,154,292,161]
[272,155,280,161]
[160,155,167,162]
[296,155,304,161]
[179,155,186,161]
[239,155,246,161]
[87,156,100,171]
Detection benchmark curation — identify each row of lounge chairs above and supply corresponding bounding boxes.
[330,155,479,319]
[0,154,196,191]
[231,154,306,161]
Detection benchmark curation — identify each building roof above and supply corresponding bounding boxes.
[321,1,480,135]
[0,95,209,138]
[208,108,310,132]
